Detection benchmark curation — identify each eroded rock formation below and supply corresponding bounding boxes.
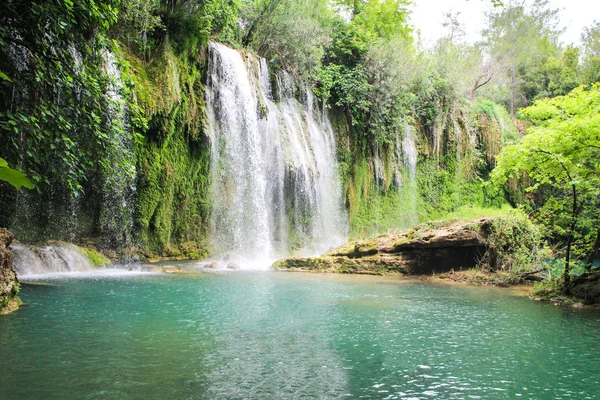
[272,219,492,275]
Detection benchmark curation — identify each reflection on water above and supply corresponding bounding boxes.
[1,271,599,399]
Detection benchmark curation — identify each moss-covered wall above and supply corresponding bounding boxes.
[333,99,514,239]
[127,42,211,258]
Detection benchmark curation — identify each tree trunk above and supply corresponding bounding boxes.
[563,183,579,294]
[585,228,600,272]
[564,235,572,293]
[510,68,516,118]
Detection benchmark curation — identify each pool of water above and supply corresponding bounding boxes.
[1,270,599,399]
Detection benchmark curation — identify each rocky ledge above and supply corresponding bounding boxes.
[272,218,492,275]
[1,228,21,315]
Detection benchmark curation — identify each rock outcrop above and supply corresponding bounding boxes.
[571,272,600,304]
[272,219,492,275]
[1,229,21,315]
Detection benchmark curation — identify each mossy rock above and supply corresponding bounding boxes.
[571,272,600,305]
[0,296,22,315]
[81,247,111,268]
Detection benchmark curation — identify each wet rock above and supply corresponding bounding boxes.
[162,266,182,274]
[145,265,162,273]
[227,263,241,270]
[205,262,219,269]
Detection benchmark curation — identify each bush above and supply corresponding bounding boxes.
[480,210,548,273]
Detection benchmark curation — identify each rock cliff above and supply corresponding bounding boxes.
[0,228,21,315]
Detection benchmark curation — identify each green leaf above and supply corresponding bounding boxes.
[0,71,12,82]
[0,157,35,189]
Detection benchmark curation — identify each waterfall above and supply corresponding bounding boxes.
[402,124,417,178]
[206,42,347,268]
[12,243,93,277]
[401,124,419,226]
[101,50,136,246]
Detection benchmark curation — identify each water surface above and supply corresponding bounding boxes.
[1,270,599,399]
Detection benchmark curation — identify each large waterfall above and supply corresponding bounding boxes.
[206,42,347,267]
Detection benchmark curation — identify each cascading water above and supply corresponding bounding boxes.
[403,124,419,225]
[101,51,136,246]
[11,243,93,277]
[402,124,417,178]
[206,42,347,268]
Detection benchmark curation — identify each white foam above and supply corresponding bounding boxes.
[19,268,161,280]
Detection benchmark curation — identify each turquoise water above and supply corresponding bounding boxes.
[1,270,599,399]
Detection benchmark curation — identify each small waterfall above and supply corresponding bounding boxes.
[206,42,347,267]
[101,50,136,246]
[402,124,417,178]
[401,124,419,226]
[372,142,385,232]
[12,243,93,277]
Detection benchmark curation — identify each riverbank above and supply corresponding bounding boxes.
[428,269,597,308]
[273,218,491,275]
[273,214,600,307]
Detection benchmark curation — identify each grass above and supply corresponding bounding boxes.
[443,204,514,220]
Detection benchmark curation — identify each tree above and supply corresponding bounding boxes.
[241,0,335,78]
[434,11,495,98]
[492,84,600,291]
[111,0,164,59]
[482,0,561,116]
[351,0,412,43]
[580,21,600,84]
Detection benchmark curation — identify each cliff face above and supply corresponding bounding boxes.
[0,35,514,258]
[0,228,20,315]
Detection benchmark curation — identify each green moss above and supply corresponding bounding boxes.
[474,99,518,145]
[0,296,22,315]
[130,41,211,257]
[82,248,111,268]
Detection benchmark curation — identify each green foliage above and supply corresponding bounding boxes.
[473,99,518,165]
[344,139,508,237]
[481,0,562,114]
[445,204,513,220]
[0,157,34,190]
[321,64,372,129]
[580,21,600,85]
[0,0,130,196]
[350,0,412,43]
[242,0,334,78]
[165,0,241,54]
[112,0,241,58]
[520,45,581,101]
[493,84,600,288]
[480,210,546,272]
[111,0,164,57]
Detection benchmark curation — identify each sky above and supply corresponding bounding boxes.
[409,0,600,48]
